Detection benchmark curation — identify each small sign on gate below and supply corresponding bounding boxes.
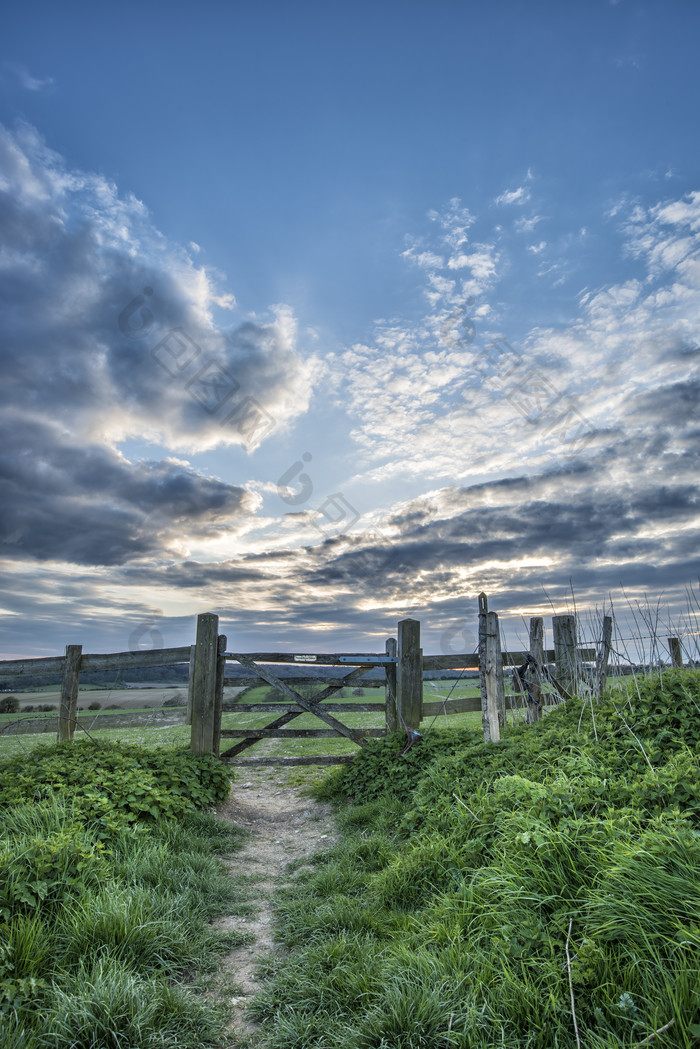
[294,654,317,662]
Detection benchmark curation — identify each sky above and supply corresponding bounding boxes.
[1,0,699,663]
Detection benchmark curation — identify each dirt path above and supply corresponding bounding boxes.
[212,766,338,1048]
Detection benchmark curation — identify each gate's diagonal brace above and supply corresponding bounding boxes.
[220,708,307,759]
[311,663,376,704]
[219,663,377,760]
[228,654,368,747]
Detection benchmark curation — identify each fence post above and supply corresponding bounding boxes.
[58,645,82,742]
[668,637,683,668]
[528,617,544,723]
[385,637,398,732]
[212,634,227,758]
[190,613,219,755]
[396,619,422,730]
[553,614,578,696]
[479,596,504,742]
[186,644,196,726]
[596,615,613,699]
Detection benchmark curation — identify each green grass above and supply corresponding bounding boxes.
[249,669,700,1049]
[0,741,246,1047]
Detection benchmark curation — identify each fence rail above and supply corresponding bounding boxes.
[0,601,688,762]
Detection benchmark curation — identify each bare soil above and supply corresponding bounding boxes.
[211,765,338,1048]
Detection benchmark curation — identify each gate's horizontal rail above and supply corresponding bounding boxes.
[220,727,385,739]
[0,646,192,677]
[224,652,392,666]
[223,676,383,689]
[422,648,596,670]
[423,697,481,715]
[224,755,355,767]
[224,702,386,713]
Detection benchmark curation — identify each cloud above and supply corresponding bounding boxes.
[323,186,700,493]
[3,62,54,92]
[515,214,544,233]
[2,150,700,654]
[0,122,317,566]
[64,415,698,654]
[494,185,531,206]
[0,123,317,454]
[0,413,258,565]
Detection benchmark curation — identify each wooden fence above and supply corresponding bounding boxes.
[0,599,688,761]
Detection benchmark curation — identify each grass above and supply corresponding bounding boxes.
[0,741,247,1047]
[248,669,700,1049]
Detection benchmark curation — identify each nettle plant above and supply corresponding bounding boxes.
[0,740,232,838]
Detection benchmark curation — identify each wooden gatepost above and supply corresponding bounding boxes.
[476,596,613,742]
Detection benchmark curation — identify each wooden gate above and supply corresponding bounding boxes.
[188,615,424,766]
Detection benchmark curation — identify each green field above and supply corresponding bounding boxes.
[0,680,494,761]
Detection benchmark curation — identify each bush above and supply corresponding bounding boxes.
[0,696,19,714]
[0,740,233,835]
[87,702,101,711]
[161,697,184,708]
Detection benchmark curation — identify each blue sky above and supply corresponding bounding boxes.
[1,0,700,661]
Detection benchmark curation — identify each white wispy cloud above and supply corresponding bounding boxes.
[515,214,544,233]
[3,62,55,91]
[494,185,531,206]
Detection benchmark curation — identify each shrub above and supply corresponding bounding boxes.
[87,702,101,711]
[0,740,233,835]
[0,696,19,714]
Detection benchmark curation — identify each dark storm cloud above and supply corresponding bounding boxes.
[0,122,317,567]
[0,416,254,565]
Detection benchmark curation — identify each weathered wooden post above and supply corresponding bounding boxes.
[596,615,613,699]
[478,595,504,742]
[528,617,544,723]
[553,614,578,696]
[384,636,398,732]
[58,644,82,742]
[668,637,683,668]
[190,613,219,755]
[212,634,227,757]
[185,644,196,726]
[396,619,422,730]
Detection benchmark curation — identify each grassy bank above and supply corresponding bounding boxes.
[0,739,246,1048]
[252,669,700,1048]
